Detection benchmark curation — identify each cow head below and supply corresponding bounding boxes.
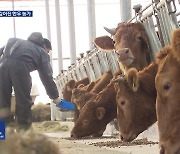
[155,29,180,154]
[70,102,107,138]
[62,80,76,102]
[71,88,97,110]
[71,82,117,138]
[62,77,90,102]
[94,22,152,72]
[114,64,157,142]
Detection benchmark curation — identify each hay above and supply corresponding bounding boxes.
[32,121,69,133]
[0,129,61,154]
[32,103,51,122]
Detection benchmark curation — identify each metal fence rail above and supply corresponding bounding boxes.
[132,0,179,58]
[55,0,179,91]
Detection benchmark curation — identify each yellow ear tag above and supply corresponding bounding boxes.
[133,82,135,88]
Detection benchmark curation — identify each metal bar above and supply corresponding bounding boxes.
[87,0,96,50]
[67,0,76,64]
[12,0,16,38]
[55,0,63,72]
[96,51,109,73]
[120,0,132,22]
[162,6,171,42]
[165,0,179,28]
[160,6,170,45]
[142,17,161,57]
[45,0,53,66]
[157,8,169,45]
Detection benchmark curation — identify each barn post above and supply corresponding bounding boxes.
[67,0,76,65]
[55,0,63,72]
[120,0,132,22]
[87,0,96,50]
[12,0,16,38]
[45,0,53,66]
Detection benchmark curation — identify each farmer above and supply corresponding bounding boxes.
[0,32,74,130]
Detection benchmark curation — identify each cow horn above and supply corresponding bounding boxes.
[104,27,116,35]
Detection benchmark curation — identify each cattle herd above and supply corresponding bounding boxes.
[61,22,180,154]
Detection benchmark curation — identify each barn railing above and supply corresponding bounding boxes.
[55,0,179,91]
[55,49,120,95]
[131,0,179,59]
[53,0,179,122]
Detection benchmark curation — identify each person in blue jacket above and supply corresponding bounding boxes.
[0,32,74,130]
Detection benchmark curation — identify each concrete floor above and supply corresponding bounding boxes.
[45,122,160,154]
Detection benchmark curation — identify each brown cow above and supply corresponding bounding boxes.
[90,70,113,93]
[71,81,117,138]
[113,45,173,142]
[94,22,152,73]
[62,77,90,102]
[71,88,97,110]
[71,70,113,122]
[71,88,97,122]
[71,70,115,108]
[114,62,158,142]
[155,29,180,154]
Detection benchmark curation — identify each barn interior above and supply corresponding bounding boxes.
[0,0,180,154]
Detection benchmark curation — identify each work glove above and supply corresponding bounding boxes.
[54,98,76,111]
[52,97,61,104]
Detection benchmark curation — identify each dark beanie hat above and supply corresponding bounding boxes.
[43,38,52,50]
[27,32,44,48]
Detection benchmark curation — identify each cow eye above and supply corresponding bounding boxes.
[83,120,89,125]
[163,82,171,91]
[117,99,126,106]
[121,101,126,106]
[136,36,142,41]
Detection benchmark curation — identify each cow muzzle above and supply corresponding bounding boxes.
[71,132,78,138]
[115,48,134,67]
[120,131,137,142]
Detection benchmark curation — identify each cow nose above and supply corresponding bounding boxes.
[116,48,129,55]
[160,145,165,154]
[71,132,78,138]
[120,134,124,141]
[71,133,74,138]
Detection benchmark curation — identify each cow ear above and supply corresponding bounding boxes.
[94,36,114,52]
[127,68,139,92]
[67,80,76,91]
[171,29,180,62]
[114,83,119,92]
[96,107,105,120]
[85,81,95,92]
[77,84,84,88]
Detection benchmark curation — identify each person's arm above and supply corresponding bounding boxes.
[38,51,59,100]
[0,46,4,57]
